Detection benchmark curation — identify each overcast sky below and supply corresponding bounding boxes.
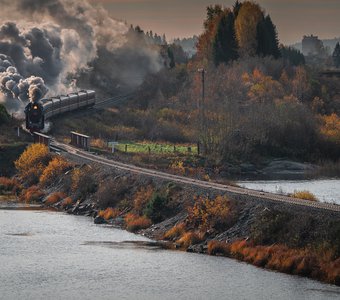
[90,0,340,45]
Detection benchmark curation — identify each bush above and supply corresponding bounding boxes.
[291,190,318,202]
[15,144,51,184]
[98,207,120,220]
[40,156,72,186]
[133,185,154,215]
[187,195,232,232]
[124,213,152,232]
[176,231,202,249]
[45,192,67,205]
[144,192,168,223]
[61,197,74,208]
[20,185,45,203]
[164,223,186,240]
[0,177,22,194]
[207,240,230,256]
[71,167,97,199]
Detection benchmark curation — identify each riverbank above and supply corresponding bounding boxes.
[2,143,340,286]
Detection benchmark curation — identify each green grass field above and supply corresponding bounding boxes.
[110,141,198,155]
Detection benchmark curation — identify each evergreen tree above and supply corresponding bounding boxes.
[333,42,340,68]
[280,46,305,66]
[233,0,242,18]
[256,15,280,58]
[212,10,238,65]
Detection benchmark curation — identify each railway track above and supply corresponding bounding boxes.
[94,92,135,108]
[51,140,340,213]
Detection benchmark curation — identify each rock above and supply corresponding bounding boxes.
[262,159,316,176]
[94,216,107,224]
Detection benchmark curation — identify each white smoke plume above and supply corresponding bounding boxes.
[0,0,163,113]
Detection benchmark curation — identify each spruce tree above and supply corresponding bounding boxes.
[212,10,238,65]
[256,15,280,58]
[333,42,340,68]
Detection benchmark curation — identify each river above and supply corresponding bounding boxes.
[1,206,339,300]
[238,179,340,204]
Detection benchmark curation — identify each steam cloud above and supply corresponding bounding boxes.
[0,0,163,113]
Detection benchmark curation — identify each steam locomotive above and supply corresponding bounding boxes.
[25,90,96,132]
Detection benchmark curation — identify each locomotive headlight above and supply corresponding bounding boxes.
[33,105,38,110]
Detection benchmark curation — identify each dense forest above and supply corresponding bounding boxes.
[128,1,340,164]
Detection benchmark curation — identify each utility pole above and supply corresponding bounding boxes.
[197,68,206,155]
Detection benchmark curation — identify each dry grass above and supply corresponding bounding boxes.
[291,190,318,201]
[45,192,67,205]
[20,185,45,203]
[224,240,340,285]
[164,223,186,240]
[0,177,22,194]
[98,207,120,220]
[124,213,152,232]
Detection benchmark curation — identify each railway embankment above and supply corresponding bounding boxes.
[2,143,340,286]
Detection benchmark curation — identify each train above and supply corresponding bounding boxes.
[25,90,96,132]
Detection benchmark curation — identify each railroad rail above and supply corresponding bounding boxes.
[94,92,135,109]
[51,140,340,213]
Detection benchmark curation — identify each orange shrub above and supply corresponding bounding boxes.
[164,223,186,240]
[61,197,74,208]
[15,144,51,184]
[40,156,72,186]
[176,231,202,249]
[124,213,152,232]
[98,207,120,220]
[20,185,45,203]
[0,177,22,193]
[133,185,154,214]
[207,240,230,256]
[45,192,67,205]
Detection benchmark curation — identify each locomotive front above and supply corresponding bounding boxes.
[25,101,44,132]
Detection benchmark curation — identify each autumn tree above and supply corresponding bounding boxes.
[15,144,51,184]
[234,1,264,57]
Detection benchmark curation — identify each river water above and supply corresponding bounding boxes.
[1,207,340,300]
[238,179,340,204]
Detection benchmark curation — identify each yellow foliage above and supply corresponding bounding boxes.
[320,113,340,143]
[133,185,154,214]
[15,144,51,183]
[169,160,185,175]
[188,195,231,231]
[40,156,72,186]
